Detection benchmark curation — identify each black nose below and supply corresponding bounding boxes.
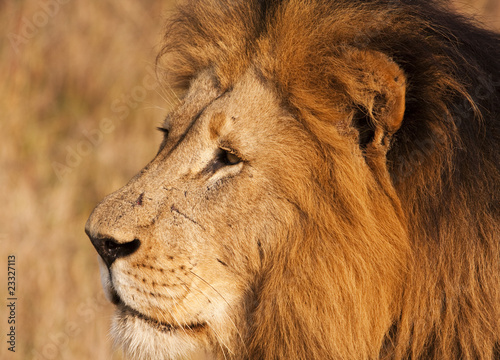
[87,233,141,267]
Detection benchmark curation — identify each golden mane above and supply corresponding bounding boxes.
[147,0,500,358]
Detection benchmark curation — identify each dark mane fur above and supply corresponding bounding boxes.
[157,0,500,358]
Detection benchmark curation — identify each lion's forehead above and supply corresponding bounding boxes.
[166,69,300,154]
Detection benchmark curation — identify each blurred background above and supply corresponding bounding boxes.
[0,1,498,359]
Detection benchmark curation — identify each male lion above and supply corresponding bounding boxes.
[85,0,500,359]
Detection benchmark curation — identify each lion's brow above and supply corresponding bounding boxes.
[161,105,208,159]
[209,112,227,140]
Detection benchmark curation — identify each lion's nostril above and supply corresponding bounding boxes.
[105,239,121,250]
[109,238,140,258]
[105,240,116,249]
[89,236,141,267]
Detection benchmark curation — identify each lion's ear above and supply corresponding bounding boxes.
[343,49,406,152]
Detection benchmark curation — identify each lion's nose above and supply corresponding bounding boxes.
[87,233,141,267]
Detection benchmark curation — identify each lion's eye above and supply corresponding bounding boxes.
[157,127,170,138]
[156,127,170,154]
[218,148,241,166]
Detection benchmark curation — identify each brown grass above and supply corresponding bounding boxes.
[0,1,176,359]
[0,0,497,359]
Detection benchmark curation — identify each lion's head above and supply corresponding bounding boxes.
[86,1,500,359]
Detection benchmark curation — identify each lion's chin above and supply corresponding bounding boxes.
[111,304,211,360]
[98,255,211,359]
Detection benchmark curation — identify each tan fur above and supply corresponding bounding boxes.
[86,0,500,359]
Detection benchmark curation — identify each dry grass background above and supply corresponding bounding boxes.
[0,1,498,359]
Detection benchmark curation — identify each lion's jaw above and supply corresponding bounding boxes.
[96,256,210,359]
[86,71,302,359]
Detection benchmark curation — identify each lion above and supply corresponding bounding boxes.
[85,0,500,359]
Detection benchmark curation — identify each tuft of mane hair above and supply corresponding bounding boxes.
[157,0,500,359]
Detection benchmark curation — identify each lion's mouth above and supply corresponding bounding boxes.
[102,266,207,333]
[119,302,207,333]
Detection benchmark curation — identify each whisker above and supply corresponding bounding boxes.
[153,63,182,104]
[186,281,235,356]
[153,284,191,339]
[188,270,249,357]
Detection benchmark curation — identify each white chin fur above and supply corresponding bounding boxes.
[111,312,211,360]
[97,255,114,302]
